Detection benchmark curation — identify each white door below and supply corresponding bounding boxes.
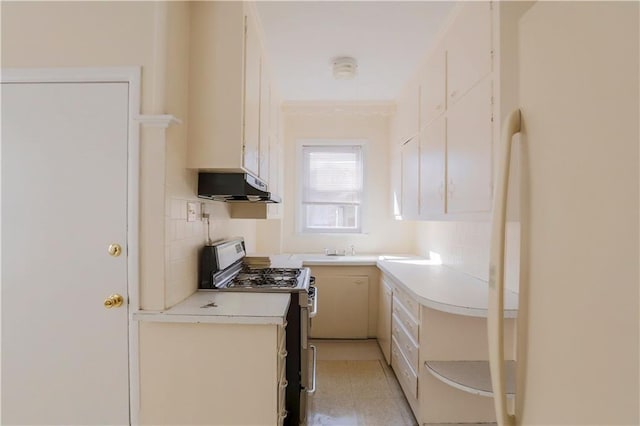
[2,82,130,425]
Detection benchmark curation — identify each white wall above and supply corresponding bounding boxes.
[277,103,416,254]
[415,221,520,292]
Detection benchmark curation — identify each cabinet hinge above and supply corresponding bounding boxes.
[491,114,494,123]
[490,1,493,10]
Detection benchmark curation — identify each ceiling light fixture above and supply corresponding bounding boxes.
[332,57,358,80]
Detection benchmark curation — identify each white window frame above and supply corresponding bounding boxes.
[296,139,367,235]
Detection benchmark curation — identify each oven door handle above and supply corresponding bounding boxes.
[307,344,317,395]
[309,287,318,318]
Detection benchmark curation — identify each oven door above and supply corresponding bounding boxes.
[299,305,317,424]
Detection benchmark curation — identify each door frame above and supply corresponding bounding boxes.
[2,67,142,424]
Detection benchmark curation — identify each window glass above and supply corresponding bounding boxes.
[300,144,363,233]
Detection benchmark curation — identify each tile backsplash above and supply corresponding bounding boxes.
[165,198,205,307]
[164,198,258,308]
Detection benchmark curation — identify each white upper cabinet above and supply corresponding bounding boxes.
[267,88,283,219]
[446,78,493,214]
[187,2,274,186]
[446,1,492,106]
[187,2,244,172]
[401,137,420,220]
[420,46,446,128]
[395,80,420,145]
[390,141,403,219]
[392,1,495,221]
[258,61,271,181]
[419,117,446,218]
[243,10,261,177]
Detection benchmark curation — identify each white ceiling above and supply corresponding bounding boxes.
[254,1,455,102]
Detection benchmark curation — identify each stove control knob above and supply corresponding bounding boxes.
[104,294,124,309]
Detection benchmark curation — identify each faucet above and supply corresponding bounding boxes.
[349,245,356,256]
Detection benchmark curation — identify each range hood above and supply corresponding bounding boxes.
[197,172,281,203]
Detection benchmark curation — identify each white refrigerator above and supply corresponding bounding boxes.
[488,2,639,425]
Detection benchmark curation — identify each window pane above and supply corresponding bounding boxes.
[300,143,364,233]
[302,146,362,204]
[304,204,359,230]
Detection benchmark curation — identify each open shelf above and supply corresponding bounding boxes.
[425,360,516,398]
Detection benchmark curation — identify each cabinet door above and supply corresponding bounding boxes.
[310,276,369,339]
[390,142,403,219]
[419,117,446,218]
[243,13,261,176]
[377,278,393,364]
[401,137,419,220]
[396,82,420,144]
[446,78,493,214]
[259,65,270,182]
[267,135,282,218]
[446,1,492,106]
[420,46,446,127]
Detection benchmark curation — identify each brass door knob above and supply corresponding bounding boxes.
[108,244,122,257]
[104,294,124,309]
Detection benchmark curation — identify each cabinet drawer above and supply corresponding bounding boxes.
[392,297,419,343]
[393,285,420,320]
[392,313,419,373]
[391,336,418,401]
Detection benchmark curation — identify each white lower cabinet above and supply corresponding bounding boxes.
[379,274,421,420]
[391,313,419,373]
[377,278,393,364]
[139,321,286,426]
[380,273,503,425]
[308,266,379,339]
[391,336,418,402]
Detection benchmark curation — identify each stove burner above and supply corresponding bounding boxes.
[227,266,303,289]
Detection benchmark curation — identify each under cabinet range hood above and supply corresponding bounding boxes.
[197,172,281,203]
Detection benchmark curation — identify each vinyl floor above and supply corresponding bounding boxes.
[305,339,418,426]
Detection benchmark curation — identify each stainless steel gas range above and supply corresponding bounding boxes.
[198,238,317,426]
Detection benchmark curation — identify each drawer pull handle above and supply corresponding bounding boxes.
[279,380,288,389]
[279,350,288,358]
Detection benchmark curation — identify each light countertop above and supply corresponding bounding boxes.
[266,252,518,318]
[132,291,290,326]
[247,253,382,267]
[376,256,519,318]
[290,253,380,266]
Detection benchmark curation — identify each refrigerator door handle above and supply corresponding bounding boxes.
[488,108,521,426]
